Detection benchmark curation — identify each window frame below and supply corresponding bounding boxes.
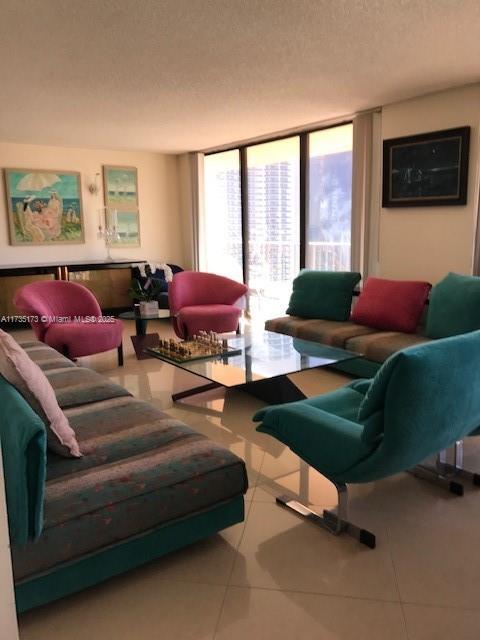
[204,120,354,283]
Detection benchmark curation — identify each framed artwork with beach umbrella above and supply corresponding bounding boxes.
[3,168,85,245]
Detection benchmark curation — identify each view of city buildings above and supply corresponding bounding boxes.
[203,124,353,318]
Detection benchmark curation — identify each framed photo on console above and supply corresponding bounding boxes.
[382,127,470,207]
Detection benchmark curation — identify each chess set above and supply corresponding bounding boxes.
[148,331,242,363]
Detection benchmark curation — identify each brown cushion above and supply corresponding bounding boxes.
[345,331,431,363]
[265,316,377,348]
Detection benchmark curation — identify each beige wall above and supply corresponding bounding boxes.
[0,142,184,266]
[377,83,480,283]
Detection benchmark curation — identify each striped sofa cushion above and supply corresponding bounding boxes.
[19,342,77,371]
[345,331,431,363]
[265,316,377,348]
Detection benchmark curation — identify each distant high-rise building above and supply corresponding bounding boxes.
[247,160,299,286]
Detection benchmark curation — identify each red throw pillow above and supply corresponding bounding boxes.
[350,277,431,333]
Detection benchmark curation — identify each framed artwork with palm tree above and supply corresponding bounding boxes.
[3,168,85,245]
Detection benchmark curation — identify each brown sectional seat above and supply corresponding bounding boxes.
[344,331,431,363]
[265,315,431,374]
[265,316,377,347]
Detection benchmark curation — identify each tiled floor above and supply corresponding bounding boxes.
[14,320,480,639]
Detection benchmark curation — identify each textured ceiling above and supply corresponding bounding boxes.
[0,0,479,153]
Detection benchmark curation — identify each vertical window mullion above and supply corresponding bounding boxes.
[240,147,250,312]
[300,133,309,270]
[240,146,248,286]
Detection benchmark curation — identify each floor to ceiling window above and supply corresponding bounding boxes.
[307,124,353,271]
[203,150,243,282]
[202,123,353,321]
[247,137,300,319]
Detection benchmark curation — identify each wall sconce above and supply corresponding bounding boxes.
[88,173,101,196]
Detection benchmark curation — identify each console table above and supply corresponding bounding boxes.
[0,259,144,324]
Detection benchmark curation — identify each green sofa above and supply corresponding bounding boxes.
[1,341,248,612]
[254,331,480,547]
[266,271,480,378]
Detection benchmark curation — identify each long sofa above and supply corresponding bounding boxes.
[266,271,480,378]
[267,314,429,378]
[2,340,248,612]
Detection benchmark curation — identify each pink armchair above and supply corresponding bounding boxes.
[169,271,248,339]
[14,280,124,365]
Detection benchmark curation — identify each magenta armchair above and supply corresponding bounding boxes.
[169,271,248,339]
[14,280,124,365]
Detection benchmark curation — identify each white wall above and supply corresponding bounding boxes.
[0,142,184,266]
[377,83,480,283]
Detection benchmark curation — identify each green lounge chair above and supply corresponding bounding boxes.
[253,331,480,548]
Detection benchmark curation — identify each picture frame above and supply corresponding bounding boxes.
[382,127,470,207]
[110,210,141,247]
[103,164,140,247]
[3,168,85,245]
[103,165,138,210]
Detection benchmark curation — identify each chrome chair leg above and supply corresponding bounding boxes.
[276,479,376,549]
[437,440,480,486]
[411,440,480,496]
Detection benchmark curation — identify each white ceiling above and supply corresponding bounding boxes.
[0,0,479,154]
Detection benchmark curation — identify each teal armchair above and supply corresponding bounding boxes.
[253,331,480,548]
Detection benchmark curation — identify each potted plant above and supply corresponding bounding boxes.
[128,276,163,316]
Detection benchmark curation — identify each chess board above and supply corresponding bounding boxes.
[147,339,242,364]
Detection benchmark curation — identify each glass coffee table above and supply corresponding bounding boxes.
[147,329,360,404]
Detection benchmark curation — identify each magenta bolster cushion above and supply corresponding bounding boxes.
[0,330,81,457]
[350,277,432,334]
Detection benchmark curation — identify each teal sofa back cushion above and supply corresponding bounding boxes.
[0,375,46,545]
[287,270,361,321]
[426,272,480,338]
[357,332,480,473]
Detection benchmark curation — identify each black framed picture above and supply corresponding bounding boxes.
[382,126,470,207]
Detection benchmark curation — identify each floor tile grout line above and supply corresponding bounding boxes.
[119,568,480,614]
[399,600,480,612]
[222,582,403,605]
[212,482,259,639]
[383,514,411,640]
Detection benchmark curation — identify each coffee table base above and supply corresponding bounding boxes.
[172,374,306,405]
[172,381,223,402]
[238,375,306,404]
[131,333,160,360]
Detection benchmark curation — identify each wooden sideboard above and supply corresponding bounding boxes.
[0,259,143,323]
